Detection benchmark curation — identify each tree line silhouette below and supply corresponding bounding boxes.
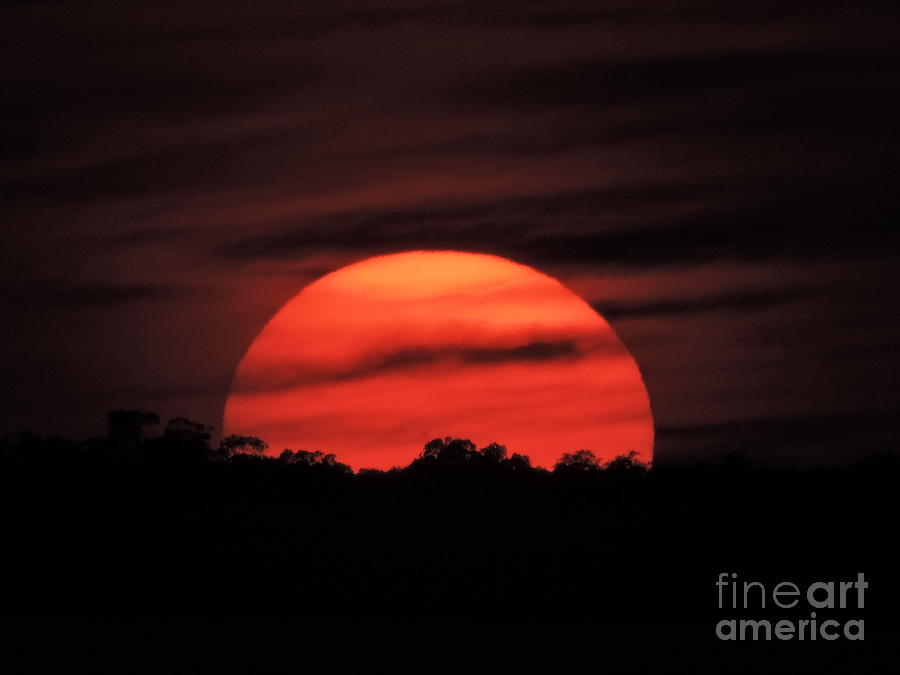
[2,408,657,476]
[0,408,896,672]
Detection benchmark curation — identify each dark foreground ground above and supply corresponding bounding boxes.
[1,429,897,672]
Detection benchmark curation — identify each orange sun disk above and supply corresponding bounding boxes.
[224,251,653,470]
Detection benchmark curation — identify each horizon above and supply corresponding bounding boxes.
[5,406,897,471]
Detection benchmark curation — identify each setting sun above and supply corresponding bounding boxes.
[224,251,654,470]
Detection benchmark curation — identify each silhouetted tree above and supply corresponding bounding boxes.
[219,434,268,457]
[554,449,602,473]
[408,438,539,476]
[418,437,477,468]
[106,409,160,446]
[504,452,532,472]
[604,450,649,474]
[478,442,507,463]
[165,417,214,439]
[151,417,215,460]
[279,449,351,472]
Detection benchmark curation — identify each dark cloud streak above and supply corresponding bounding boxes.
[218,177,900,268]
[656,411,900,465]
[1,282,178,308]
[593,287,823,320]
[234,339,595,393]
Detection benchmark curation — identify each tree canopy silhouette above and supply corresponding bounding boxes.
[1,408,894,675]
[106,409,160,446]
[220,434,268,457]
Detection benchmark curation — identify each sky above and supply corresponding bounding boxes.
[2,0,899,464]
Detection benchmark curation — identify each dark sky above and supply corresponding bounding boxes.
[2,0,899,464]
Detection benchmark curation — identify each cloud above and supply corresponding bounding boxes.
[593,287,823,319]
[459,50,843,110]
[656,411,900,465]
[233,339,597,393]
[1,282,178,308]
[211,181,730,262]
[217,175,900,268]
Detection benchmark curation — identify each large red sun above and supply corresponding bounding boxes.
[224,251,653,470]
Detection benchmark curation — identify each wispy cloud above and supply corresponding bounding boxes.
[1,282,178,308]
[233,338,604,393]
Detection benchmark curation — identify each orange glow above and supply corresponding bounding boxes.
[224,251,654,470]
